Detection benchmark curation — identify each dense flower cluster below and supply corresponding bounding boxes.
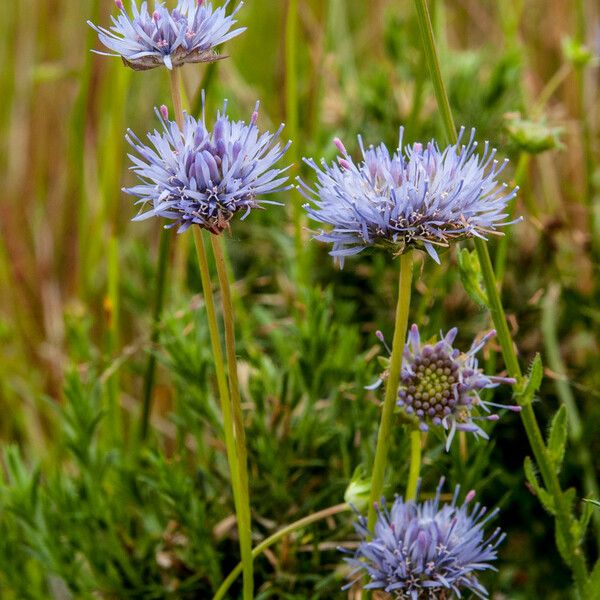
[397,325,519,450]
[299,128,518,266]
[124,101,291,233]
[341,479,504,599]
[88,0,245,70]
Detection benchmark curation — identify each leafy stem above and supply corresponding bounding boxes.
[413,0,589,593]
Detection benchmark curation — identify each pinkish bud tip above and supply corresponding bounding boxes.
[333,137,347,155]
[487,414,500,421]
[413,142,423,153]
[197,0,204,5]
[251,111,258,125]
[465,490,476,504]
[152,10,160,21]
[508,405,523,412]
[159,105,169,120]
[375,330,385,342]
[115,0,124,9]
[338,158,351,170]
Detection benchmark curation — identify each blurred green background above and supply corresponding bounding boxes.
[0,0,599,598]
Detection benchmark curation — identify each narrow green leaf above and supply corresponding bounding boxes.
[547,405,568,472]
[576,500,594,543]
[517,354,543,407]
[524,457,555,515]
[377,356,391,370]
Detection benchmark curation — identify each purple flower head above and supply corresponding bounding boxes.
[299,128,519,267]
[398,325,519,451]
[88,0,245,71]
[124,98,292,233]
[341,479,504,599]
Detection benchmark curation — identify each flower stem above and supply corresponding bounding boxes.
[193,227,243,523]
[367,252,413,529]
[405,429,421,502]
[210,234,254,600]
[139,227,170,441]
[413,0,588,591]
[169,67,184,129]
[213,503,349,600]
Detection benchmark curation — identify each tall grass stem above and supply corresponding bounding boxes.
[367,252,413,529]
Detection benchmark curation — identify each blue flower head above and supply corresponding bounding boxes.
[299,128,518,266]
[341,479,504,599]
[124,99,291,233]
[397,325,519,450]
[88,0,245,71]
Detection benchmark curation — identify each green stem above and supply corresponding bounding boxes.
[367,252,413,529]
[405,429,421,502]
[210,234,254,600]
[413,0,588,592]
[476,201,589,595]
[213,503,349,600]
[193,228,242,514]
[139,227,170,441]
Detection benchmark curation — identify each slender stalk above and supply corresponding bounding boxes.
[139,227,170,441]
[213,503,349,600]
[405,429,421,502]
[210,234,254,600]
[367,252,413,529]
[169,67,184,129]
[413,0,588,592]
[192,228,242,512]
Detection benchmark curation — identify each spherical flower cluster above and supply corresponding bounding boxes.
[299,128,518,266]
[341,479,504,599]
[88,0,245,71]
[398,325,519,450]
[124,101,291,233]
